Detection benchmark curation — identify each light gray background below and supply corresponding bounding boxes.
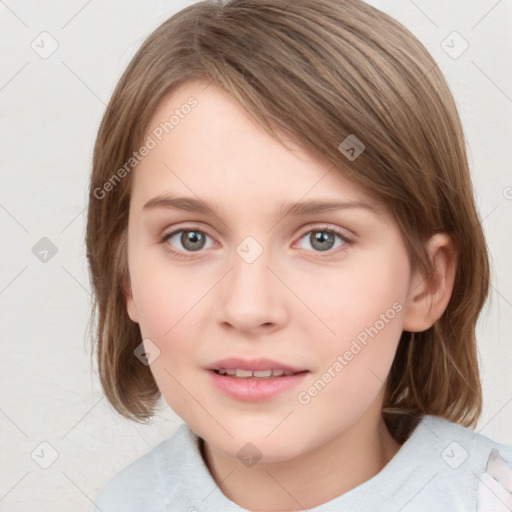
[0,1,511,510]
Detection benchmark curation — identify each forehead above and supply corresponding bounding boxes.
[130,80,382,216]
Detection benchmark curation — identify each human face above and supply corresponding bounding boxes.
[125,80,414,463]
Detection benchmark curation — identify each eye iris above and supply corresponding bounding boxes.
[311,231,334,251]
[182,230,205,251]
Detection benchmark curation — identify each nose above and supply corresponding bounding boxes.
[216,244,288,335]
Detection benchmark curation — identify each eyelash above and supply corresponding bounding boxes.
[158,224,354,259]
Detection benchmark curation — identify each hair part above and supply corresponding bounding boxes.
[86,0,489,439]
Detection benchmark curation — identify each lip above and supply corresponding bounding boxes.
[207,357,307,373]
[207,369,309,401]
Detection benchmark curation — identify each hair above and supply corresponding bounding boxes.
[86,0,490,441]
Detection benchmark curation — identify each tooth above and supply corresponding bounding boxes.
[217,368,297,378]
[253,370,272,378]
[235,369,253,378]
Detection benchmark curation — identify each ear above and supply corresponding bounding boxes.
[123,271,139,323]
[402,233,457,332]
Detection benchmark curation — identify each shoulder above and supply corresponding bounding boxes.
[421,414,512,466]
[92,423,196,512]
[406,415,512,511]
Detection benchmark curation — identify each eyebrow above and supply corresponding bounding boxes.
[142,194,377,217]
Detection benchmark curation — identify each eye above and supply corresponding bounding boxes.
[158,224,353,258]
[159,226,215,257]
[295,227,352,254]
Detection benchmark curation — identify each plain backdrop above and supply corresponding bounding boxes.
[0,1,511,510]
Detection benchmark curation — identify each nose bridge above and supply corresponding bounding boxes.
[230,234,274,303]
[217,234,284,331]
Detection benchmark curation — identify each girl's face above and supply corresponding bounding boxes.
[125,80,418,463]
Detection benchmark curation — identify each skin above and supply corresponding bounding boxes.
[125,80,457,511]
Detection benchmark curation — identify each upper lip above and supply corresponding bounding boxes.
[207,357,308,373]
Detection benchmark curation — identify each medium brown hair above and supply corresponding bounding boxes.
[86,0,490,439]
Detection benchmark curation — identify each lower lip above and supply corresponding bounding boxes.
[208,370,309,401]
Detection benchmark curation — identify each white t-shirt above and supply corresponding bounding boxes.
[93,414,512,511]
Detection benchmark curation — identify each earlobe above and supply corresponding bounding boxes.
[402,233,457,333]
[126,294,139,323]
[123,273,139,323]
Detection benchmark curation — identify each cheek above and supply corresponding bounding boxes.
[294,257,407,346]
[293,252,407,405]
[130,255,218,346]
[296,280,404,429]
[131,257,208,338]
[130,265,207,415]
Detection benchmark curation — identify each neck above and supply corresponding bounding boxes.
[200,411,402,511]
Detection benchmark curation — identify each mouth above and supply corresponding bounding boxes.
[208,367,310,401]
[206,357,310,400]
[211,368,308,379]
